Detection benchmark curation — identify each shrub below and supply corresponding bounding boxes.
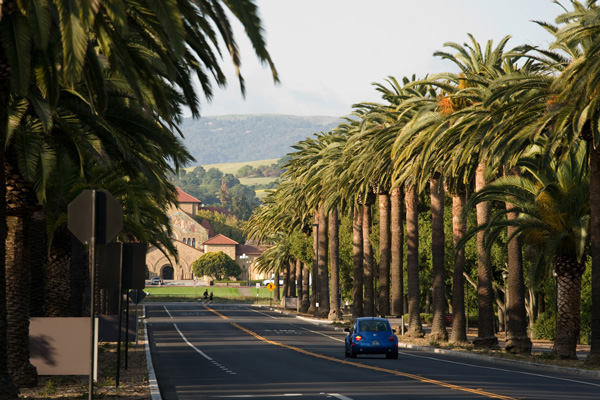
[532,311,555,340]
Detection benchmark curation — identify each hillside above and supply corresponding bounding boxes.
[178,114,341,164]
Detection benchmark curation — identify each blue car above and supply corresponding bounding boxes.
[345,317,398,359]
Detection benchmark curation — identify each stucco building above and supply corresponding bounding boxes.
[145,188,265,283]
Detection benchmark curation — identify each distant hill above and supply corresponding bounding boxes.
[178,114,341,164]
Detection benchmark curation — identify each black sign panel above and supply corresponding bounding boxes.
[128,289,147,304]
[68,190,123,244]
[97,243,123,290]
[122,243,146,290]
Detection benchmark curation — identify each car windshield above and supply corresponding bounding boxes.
[358,321,390,332]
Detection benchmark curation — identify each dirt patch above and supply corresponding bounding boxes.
[19,330,150,399]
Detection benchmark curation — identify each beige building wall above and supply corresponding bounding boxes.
[146,241,204,280]
[169,210,209,248]
[204,244,236,260]
[178,202,200,215]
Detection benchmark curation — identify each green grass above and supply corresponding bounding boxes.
[255,189,271,200]
[239,176,277,186]
[144,286,276,299]
[187,159,280,175]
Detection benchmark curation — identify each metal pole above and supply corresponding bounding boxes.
[89,190,97,400]
[135,302,139,345]
[116,245,124,387]
[125,296,130,369]
[465,280,469,333]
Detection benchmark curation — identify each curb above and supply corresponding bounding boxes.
[266,305,600,379]
[143,305,162,400]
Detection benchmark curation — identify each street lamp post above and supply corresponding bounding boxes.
[502,270,508,339]
[312,223,319,318]
[552,269,558,331]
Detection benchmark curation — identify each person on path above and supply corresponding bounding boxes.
[209,291,214,304]
[203,289,209,304]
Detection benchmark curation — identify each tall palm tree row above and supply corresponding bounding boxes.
[246,1,600,365]
[0,0,279,396]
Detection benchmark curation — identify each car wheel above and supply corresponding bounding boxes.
[350,347,357,358]
[386,350,398,359]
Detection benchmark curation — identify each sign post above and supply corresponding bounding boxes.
[68,190,122,400]
[266,282,275,307]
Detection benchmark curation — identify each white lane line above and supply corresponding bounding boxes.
[214,395,302,398]
[143,306,162,400]
[294,324,345,343]
[163,305,173,318]
[172,321,236,375]
[328,394,353,400]
[174,323,212,361]
[400,351,600,387]
[245,307,279,319]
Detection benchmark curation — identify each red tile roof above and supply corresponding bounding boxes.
[203,233,239,245]
[200,218,215,237]
[177,187,202,204]
[236,244,263,256]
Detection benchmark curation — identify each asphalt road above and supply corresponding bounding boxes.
[145,303,600,400]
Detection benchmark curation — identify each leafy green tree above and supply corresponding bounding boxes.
[236,165,257,178]
[220,179,232,209]
[192,251,241,281]
[195,210,246,243]
[231,194,252,220]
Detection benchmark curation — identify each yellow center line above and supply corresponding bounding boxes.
[205,306,516,400]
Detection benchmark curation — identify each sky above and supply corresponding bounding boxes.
[195,0,563,118]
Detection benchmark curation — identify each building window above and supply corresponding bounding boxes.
[192,238,196,247]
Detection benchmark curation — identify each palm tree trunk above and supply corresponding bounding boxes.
[301,262,310,313]
[70,237,87,317]
[390,186,404,318]
[274,270,281,302]
[328,208,341,320]
[450,191,468,343]
[473,163,498,348]
[5,154,38,388]
[308,218,318,315]
[588,148,600,365]
[352,204,364,318]
[29,211,46,318]
[295,259,302,298]
[317,206,329,318]
[553,255,585,359]
[504,167,532,354]
[282,264,289,301]
[378,192,391,317]
[430,175,448,342]
[0,28,19,398]
[45,229,72,316]
[405,183,424,337]
[362,203,375,316]
[288,260,296,296]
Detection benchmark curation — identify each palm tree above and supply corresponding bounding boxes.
[328,208,342,320]
[404,183,424,337]
[0,0,279,392]
[547,0,600,364]
[390,186,404,318]
[439,38,502,348]
[463,140,589,359]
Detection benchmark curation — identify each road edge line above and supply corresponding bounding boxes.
[143,305,162,400]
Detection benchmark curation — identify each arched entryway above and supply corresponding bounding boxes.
[161,265,174,280]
